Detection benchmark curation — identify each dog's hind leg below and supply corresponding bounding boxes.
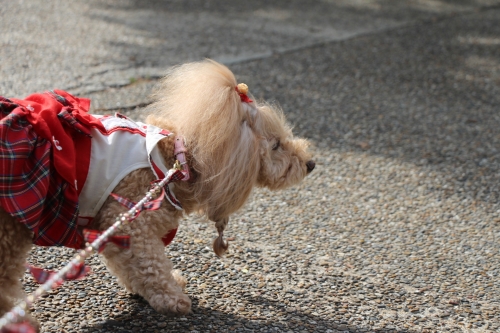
[0,208,39,330]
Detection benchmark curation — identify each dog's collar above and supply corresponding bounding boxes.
[174,136,190,181]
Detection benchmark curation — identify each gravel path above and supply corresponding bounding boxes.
[3,1,500,333]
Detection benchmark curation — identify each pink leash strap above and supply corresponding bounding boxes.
[174,136,190,181]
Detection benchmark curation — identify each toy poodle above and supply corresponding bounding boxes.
[0,60,314,328]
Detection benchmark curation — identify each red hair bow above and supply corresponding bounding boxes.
[236,83,253,103]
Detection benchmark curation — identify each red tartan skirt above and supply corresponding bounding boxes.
[0,94,84,248]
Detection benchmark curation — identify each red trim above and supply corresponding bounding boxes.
[162,228,177,246]
[103,126,146,136]
[150,159,165,179]
[159,129,171,136]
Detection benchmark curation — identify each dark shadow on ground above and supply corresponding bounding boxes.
[81,293,402,333]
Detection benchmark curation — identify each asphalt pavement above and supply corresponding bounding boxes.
[1,1,500,332]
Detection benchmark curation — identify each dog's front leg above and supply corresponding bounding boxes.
[99,217,191,315]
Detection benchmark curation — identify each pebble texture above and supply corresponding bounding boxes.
[2,1,500,332]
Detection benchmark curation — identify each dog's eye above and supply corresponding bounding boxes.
[272,139,280,151]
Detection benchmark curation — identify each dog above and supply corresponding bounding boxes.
[0,60,314,328]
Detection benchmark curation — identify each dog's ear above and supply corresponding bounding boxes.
[259,137,270,156]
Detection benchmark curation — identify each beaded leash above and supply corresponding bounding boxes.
[0,167,185,333]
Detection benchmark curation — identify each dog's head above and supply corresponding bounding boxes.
[146,60,314,255]
[248,102,315,190]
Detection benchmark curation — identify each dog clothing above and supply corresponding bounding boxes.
[0,90,173,249]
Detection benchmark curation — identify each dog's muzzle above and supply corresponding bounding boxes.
[306,160,315,173]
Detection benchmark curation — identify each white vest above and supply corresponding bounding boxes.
[77,114,171,225]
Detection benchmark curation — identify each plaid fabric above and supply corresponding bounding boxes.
[151,169,186,210]
[27,265,56,285]
[26,262,90,286]
[165,185,182,210]
[58,109,92,137]
[0,90,98,248]
[0,92,92,248]
[110,184,168,217]
[64,262,91,280]
[83,229,130,253]
[0,322,36,333]
[47,90,70,106]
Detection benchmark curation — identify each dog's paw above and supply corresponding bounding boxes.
[148,292,192,315]
[171,269,187,290]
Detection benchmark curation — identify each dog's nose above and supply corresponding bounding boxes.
[306,160,315,173]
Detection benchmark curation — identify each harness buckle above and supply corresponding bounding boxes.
[173,160,182,171]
